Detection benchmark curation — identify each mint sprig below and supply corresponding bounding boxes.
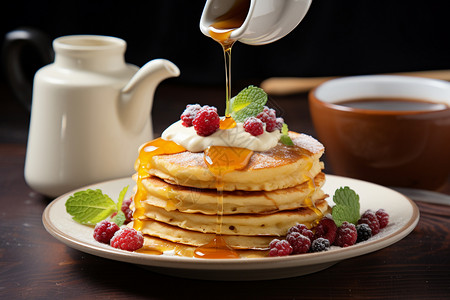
[229,85,267,122]
[65,186,129,226]
[331,187,360,227]
[280,123,294,146]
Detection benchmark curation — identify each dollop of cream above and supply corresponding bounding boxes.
[161,120,281,152]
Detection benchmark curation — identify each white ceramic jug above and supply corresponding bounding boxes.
[23,35,180,197]
[200,0,312,45]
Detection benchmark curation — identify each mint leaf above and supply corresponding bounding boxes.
[230,85,267,122]
[331,187,360,227]
[65,189,117,225]
[116,186,129,211]
[111,211,126,227]
[280,123,294,146]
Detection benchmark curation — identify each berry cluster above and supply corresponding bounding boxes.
[92,199,143,251]
[269,208,389,257]
[180,104,220,136]
[243,106,284,136]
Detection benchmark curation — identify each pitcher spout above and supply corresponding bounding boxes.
[120,59,180,133]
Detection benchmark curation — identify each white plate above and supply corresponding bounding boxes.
[42,175,419,281]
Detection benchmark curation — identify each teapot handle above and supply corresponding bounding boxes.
[2,27,54,111]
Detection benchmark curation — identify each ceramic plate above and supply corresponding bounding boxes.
[42,175,419,281]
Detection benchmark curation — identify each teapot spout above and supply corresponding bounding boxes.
[120,59,180,133]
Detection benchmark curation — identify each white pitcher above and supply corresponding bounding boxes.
[200,0,312,45]
[22,35,179,197]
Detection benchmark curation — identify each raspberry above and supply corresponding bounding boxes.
[356,223,372,243]
[269,239,293,257]
[313,217,337,244]
[121,197,134,224]
[180,104,201,127]
[287,223,314,240]
[243,117,264,136]
[286,232,311,254]
[310,237,330,252]
[93,220,120,244]
[110,227,144,251]
[192,106,220,136]
[275,117,284,131]
[358,210,380,235]
[334,222,357,247]
[256,106,277,132]
[375,209,389,229]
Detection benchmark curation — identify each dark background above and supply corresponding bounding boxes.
[2,0,450,88]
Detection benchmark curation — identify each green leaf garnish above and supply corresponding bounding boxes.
[280,123,294,146]
[65,189,117,225]
[229,85,267,122]
[111,211,126,227]
[331,187,360,227]
[116,186,129,211]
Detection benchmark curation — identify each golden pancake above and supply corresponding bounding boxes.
[145,132,324,191]
[141,172,327,215]
[137,219,276,250]
[140,199,330,236]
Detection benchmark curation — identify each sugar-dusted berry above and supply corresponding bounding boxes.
[310,237,330,252]
[110,227,144,251]
[269,239,293,257]
[286,232,311,254]
[375,209,389,229]
[192,105,220,136]
[287,223,314,241]
[334,221,357,247]
[180,104,201,127]
[121,197,134,224]
[356,223,372,243]
[256,106,277,132]
[275,117,284,131]
[243,116,264,136]
[93,220,120,244]
[358,210,380,235]
[313,217,337,244]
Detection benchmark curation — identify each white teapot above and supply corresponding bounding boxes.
[6,32,179,197]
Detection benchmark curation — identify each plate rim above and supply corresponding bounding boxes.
[42,174,420,271]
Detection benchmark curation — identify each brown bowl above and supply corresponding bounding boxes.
[309,75,450,190]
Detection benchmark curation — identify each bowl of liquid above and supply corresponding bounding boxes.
[309,75,450,190]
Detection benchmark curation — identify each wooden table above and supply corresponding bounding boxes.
[1,82,449,299]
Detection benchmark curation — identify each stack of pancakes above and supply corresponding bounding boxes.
[133,132,330,255]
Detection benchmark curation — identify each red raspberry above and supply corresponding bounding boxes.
[334,221,357,247]
[275,117,284,131]
[243,117,264,136]
[256,106,277,132]
[180,104,201,127]
[192,106,220,136]
[375,209,389,229]
[313,217,337,244]
[121,197,134,224]
[358,210,380,235]
[269,239,293,257]
[287,223,314,241]
[110,227,144,251]
[93,220,120,244]
[286,232,311,254]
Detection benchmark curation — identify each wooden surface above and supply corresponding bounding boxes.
[1,82,449,299]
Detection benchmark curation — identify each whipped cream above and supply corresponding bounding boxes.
[162,120,281,152]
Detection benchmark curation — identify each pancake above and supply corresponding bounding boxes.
[141,172,327,215]
[139,235,269,258]
[137,219,277,250]
[145,132,324,191]
[140,199,330,236]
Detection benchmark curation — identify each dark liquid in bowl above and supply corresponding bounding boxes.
[338,97,449,111]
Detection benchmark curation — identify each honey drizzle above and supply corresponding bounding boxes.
[194,146,253,259]
[133,138,186,231]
